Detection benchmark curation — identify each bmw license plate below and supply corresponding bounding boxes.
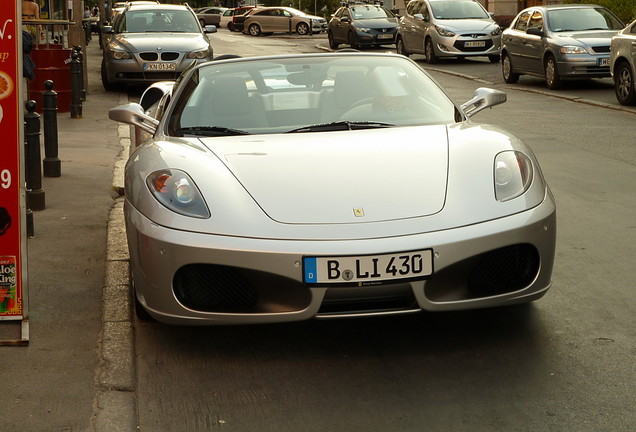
[144,62,176,71]
[598,57,610,67]
[304,249,433,286]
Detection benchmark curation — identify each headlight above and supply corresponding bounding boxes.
[491,26,502,36]
[186,49,211,59]
[494,151,533,202]
[435,25,456,37]
[354,25,371,33]
[107,42,132,60]
[560,45,588,55]
[146,169,210,218]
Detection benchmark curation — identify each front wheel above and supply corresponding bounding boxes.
[101,60,120,92]
[614,62,636,105]
[396,36,409,57]
[248,23,261,36]
[296,22,310,35]
[544,55,562,89]
[328,31,339,49]
[502,52,519,84]
[348,31,360,49]
[424,38,438,64]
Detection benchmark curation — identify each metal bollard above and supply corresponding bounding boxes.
[24,100,45,211]
[42,80,61,178]
[73,46,87,101]
[70,50,83,118]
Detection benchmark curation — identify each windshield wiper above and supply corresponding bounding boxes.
[286,121,395,133]
[176,126,251,136]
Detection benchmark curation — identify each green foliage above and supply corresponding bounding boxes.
[561,0,636,24]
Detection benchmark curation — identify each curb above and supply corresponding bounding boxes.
[95,92,136,432]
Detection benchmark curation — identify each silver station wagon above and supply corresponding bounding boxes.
[501,4,624,89]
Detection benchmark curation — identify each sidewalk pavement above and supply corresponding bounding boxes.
[1,39,136,431]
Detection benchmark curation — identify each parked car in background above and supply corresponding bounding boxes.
[108,52,556,325]
[219,8,235,28]
[243,6,328,36]
[196,6,227,27]
[228,5,257,32]
[610,19,636,105]
[501,4,624,89]
[397,0,502,63]
[328,3,398,49]
[110,0,159,22]
[101,3,216,91]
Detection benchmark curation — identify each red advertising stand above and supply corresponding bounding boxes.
[0,4,30,345]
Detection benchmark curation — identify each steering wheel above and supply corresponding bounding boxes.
[339,97,375,119]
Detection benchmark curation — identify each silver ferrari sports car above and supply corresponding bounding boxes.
[109,52,556,325]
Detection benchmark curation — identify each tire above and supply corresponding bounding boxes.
[544,55,562,89]
[228,22,235,32]
[424,38,439,64]
[296,22,310,35]
[488,54,500,63]
[248,23,261,36]
[328,31,339,50]
[502,52,520,84]
[348,31,360,49]
[396,36,409,57]
[101,60,120,92]
[614,61,636,106]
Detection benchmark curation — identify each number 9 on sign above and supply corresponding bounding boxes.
[1,169,11,189]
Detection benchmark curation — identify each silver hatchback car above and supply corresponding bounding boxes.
[610,19,636,105]
[397,0,502,63]
[501,4,624,89]
[101,3,216,91]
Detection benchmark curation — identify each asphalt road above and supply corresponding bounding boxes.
[133,29,636,432]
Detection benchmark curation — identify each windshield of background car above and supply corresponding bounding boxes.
[429,1,489,19]
[349,6,395,19]
[116,9,200,33]
[167,55,457,136]
[546,7,624,32]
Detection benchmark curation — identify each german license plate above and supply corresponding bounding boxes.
[144,62,176,71]
[598,57,610,67]
[304,249,433,286]
[464,40,486,48]
[377,33,394,40]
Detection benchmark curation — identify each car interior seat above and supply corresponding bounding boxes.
[320,70,374,122]
[205,76,269,130]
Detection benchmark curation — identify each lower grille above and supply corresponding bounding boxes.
[468,244,540,296]
[174,264,258,313]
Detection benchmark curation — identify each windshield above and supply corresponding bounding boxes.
[430,1,490,19]
[349,6,395,19]
[547,7,624,32]
[167,55,457,136]
[118,9,200,33]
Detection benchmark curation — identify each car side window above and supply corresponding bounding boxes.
[630,23,636,34]
[513,10,532,32]
[528,10,543,31]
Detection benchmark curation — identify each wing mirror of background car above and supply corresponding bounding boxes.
[414,13,428,22]
[526,27,544,37]
[460,88,507,118]
[204,25,218,33]
[102,25,113,34]
[341,16,350,22]
[109,103,159,135]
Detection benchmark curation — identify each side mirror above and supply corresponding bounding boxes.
[526,27,544,37]
[460,87,507,118]
[102,25,113,33]
[204,24,218,33]
[414,13,424,21]
[341,16,350,22]
[109,103,159,134]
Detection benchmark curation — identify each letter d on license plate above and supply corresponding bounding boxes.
[304,249,433,286]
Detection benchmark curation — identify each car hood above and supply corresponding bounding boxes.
[113,33,208,52]
[434,18,497,32]
[355,18,398,28]
[550,30,618,46]
[204,126,448,224]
